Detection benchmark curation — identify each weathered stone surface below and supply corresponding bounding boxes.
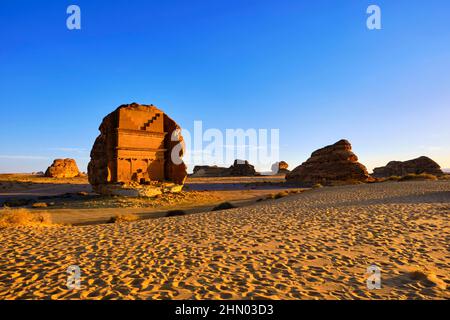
[278,161,289,171]
[227,160,257,176]
[286,139,370,185]
[270,161,290,175]
[191,160,258,177]
[372,156,443,178]
[88,103,187,195]
[278,161,290,174]
[45,159,80,178]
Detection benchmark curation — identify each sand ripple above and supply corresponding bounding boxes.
[1,181,449,299]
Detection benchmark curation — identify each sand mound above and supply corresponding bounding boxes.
[0,208,53,228]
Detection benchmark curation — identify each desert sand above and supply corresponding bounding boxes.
[0,180,449,299]
[0,174,296,225]
[0,174,302,225]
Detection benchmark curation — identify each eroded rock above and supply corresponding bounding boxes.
[372,156,443,178]
[88,103,187,195]
[45,159,80,178]
[227,160,257,176]
[286,139,370,186]
[271,161,289,174]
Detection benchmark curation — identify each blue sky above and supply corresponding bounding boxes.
[0,0,449,173]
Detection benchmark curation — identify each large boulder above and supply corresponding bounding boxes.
[372,156,443,178]
[45,159,80,178]
[88,103,187,196]
[286,139,370,186]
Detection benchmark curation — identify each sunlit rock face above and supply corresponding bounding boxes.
[286,139,370,186]
[88,103,187,195]
[372,156,444,178]
[45,159,80,178]
[276,161,290,174]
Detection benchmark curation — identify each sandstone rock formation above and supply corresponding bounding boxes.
[286,139,370,186]
[88,103,187,195]
[270,161,290,175]
[191,160,258,177]
[277,161,290,174]
[192,165,229,177]
[227,160,257,176]
[372,156,443,178]
[45,159,80,178]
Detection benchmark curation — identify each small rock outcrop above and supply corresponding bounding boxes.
[372,156,443,178]
[270,161,290,175]
[277,161,290,174]
[227,160,257,176]
[88,103,187,196]
[45,159,80,178]
[192,165,229,177]
[286,139,370,185]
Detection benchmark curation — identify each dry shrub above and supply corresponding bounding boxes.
[265,193,277,200]
[2,198,34,207]
[109,213,139,223]
[0,208,52,228]
[274,191,289,199]
[375,176,401,183]
[265,191,290,200]
[439,174,450,180]
[312,183,323,188]
[399,173,438,182]
[212,202,236,211]
[165,210,186,217]
[32,202,48,208]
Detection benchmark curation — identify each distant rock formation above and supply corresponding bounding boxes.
[192,165,229,177]
[227,160,257,176]
[88,103,187,196]
[286,139,370,185]
[45,159,80,178]
[191,160,258,177]
[277,161,290,174]
[270,161,290,175]
[372,156,443,178]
